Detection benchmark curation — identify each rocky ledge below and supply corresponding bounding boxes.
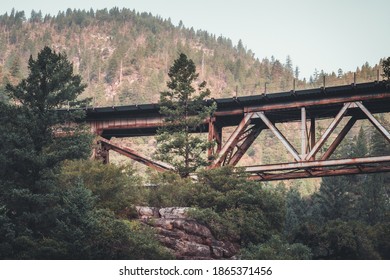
[136,206,239,260]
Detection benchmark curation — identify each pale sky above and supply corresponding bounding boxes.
[1,0,389,79]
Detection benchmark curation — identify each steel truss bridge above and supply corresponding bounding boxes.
[73,81,390,181]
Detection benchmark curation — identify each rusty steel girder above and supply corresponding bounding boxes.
[97,137,174,172]
[245,156,390,173]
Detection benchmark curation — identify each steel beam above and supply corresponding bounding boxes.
[98,137,174,172]
[228,124,263,166]
[355,101,390,143]
[305,103,351,160]
[214,90,390,117]
[245,155,390,173]
[309,117,315,154]
[301,107,307,157]
[257,111,301,161]
[248,165,390,181]
[208,118,222,159]
[321,117,357,160]
[211,112,254,167]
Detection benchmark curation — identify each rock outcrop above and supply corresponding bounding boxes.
[136,206,239,260]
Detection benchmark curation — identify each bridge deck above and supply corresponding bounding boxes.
[68,81,390,138]
[60,81,390,181]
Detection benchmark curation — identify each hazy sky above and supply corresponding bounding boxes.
[1,0,389,79]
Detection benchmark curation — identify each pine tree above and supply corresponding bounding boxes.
[284,188,307,238]
[156,53,216,177]
[0,47,92,258]
[359,119,390,224]
[337,68,343,78]
[294,66,300,80]
[382,57,390,81]
[353,126,368,158]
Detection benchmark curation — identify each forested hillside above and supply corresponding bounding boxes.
[0,7,384,106]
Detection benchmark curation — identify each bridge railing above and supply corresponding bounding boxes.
[234,69,384,97]
[62,69,386,110]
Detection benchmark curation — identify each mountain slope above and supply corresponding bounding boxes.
[0,8,383,106]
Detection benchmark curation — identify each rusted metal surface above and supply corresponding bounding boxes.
[228,124,263,166]
[246,156,390,181]
[305,102,351,160]
[211,112,254,167]
[212,91,390,118]
[248,165,390,181]
[97,137,174,172]
[95,142,110,164]
[90,117,165,137]
[257,111,301,161]
[207,117,222,159]
[321,116,357,160]
[355,101,390,142]
[301,107,307,157]
[245,155,390,173]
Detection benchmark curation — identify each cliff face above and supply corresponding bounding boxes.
[136,206,240,260]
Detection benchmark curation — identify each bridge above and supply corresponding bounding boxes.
[69,81,390,181]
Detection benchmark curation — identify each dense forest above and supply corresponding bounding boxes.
[0,8,389,260]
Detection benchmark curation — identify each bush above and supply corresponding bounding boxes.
[59,160,146,216]
[240,235,312,260]
[146,172,196,207]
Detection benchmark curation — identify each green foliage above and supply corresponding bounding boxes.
[13,181,171,260]
[314,175,360,221]
[6,46,86,111]
[0,205,15,259]
[156,53,216,177]
[293,220,383,259]
[284,188,311,239]
[363,126,390,222]
[371,222,390,259]
[45,183,171,259]
[240,235,312,260]
[319,220,380,259]
[189,207,241,241]
[146,172,195,207]
[59,160,146,215]
[382,57,390,81]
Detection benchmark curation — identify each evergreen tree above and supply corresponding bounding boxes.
[294,66,300,80]
[353,126,368,157]
[337,68,343,78]
[382,57,390,81]
[156,53,216,177]
[0,47,92,258]
[314,175,357,221]
[284,188,308,239]
[285,55,293,75]
[359,120,390,224]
